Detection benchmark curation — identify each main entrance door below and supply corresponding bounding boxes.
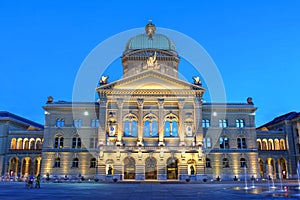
[145,157,157,179]
[167,157,178,179]
[124,157,135,180]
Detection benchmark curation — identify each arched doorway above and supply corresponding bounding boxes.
[21,157,32,177]
[167,157,178,180]
[145,157,157,179]
[278,158,287,179]
[124,157,135,180]
[266,158,276,179]
[258,158,264,178]
[187,159,196,176]
[9,157,19,177]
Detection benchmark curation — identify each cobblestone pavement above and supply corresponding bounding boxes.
[0,181,299,200]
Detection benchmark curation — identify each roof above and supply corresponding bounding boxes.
[258,111,300,129]
[0,111,44,130]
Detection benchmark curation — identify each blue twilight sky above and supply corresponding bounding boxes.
[0,0,299,127]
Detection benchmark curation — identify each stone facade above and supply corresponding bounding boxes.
[257,112,300,179]
[0,112,43,180]
[40,21,260,181]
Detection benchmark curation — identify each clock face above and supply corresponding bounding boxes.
[110,127,114,131]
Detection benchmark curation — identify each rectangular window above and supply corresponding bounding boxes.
[219,120,228,128]
[74,119,82,127]
[236,119,245,128]
[91,119,99,127]
[202,119,210,128]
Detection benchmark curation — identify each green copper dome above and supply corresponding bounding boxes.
[125,33,176,51]
[125,20,176,51]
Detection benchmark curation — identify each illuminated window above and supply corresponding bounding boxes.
[219,120,228,128]
[220,136,229,149]
[236,119,245,128]
[72,136,81,149]
[54,136,64,149]
[202,119,210,128]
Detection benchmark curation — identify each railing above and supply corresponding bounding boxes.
[98,145,200,152]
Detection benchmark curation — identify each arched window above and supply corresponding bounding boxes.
[29,139,35,150]
[72,158,79,168]
[240,158,247,168]
[222,158,229,168]
[23,139,29,150]
[262,139,268,150]
[280,139,286,150]
[123,113,138,137]
[54,135,64,149]
[54,157,60,168]
[10,138,17,149]
[72,136,81,149]
[257,139,262,150]
[237,136,246,149]
[220,136,229,149]
[164,113,178,137]
[17,138,23,149]
[144,114,158,137]
[206,158,211,168]
[274,139,280,150]
[36,139,42,150]
[268,139,274,150]
[90,158,96,168]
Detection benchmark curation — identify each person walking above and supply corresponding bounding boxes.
[35,174,41,188]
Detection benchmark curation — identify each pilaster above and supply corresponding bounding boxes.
[178,99,186,146]
[116,99,124,146]
[137,98,144,146]
[158,98,165,146]
[98,97,107,146]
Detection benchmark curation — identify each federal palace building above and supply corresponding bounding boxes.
[1,21,299,182]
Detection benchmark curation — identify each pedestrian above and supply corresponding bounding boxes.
[28,174,34,189]
[35,174,41,188]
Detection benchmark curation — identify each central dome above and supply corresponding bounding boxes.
[125,34,176,51]
[125,20,176,51]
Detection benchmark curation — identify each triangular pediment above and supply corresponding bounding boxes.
[97,70,203,91]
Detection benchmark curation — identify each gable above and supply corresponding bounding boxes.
[98,70,202,91]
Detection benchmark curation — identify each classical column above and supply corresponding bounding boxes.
[137,98,144,146]
[98,96,107,146]
[194,97,203,146]
[116,98,124,146]
[158,98,165,146]
[24,158,30,177]
[178,99,186,146]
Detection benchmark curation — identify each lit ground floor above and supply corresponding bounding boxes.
[41,151,260,181]
[0,181,300,200]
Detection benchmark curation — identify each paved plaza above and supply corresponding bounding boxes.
[0,181,300,200]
